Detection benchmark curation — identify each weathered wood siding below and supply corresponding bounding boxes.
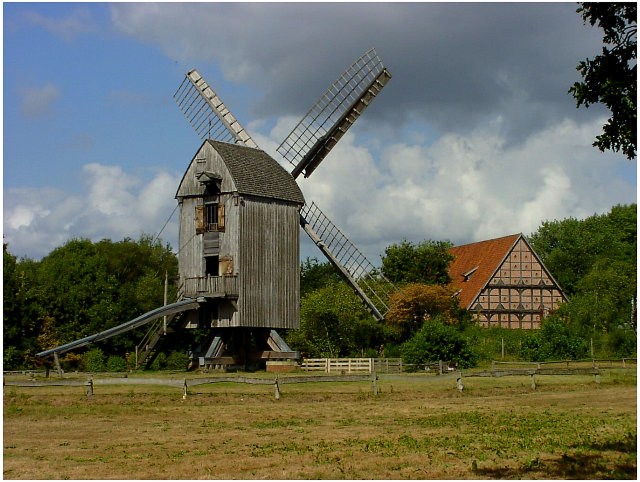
[237,196,300,329]
[176,141,301,330]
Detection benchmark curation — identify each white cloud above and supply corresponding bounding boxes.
[19,83,61,118]
[291,116,636,262]
[3,166,181,259]
[22,7,94,40]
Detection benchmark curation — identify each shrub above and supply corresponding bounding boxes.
[400,316,478,369]
[84,348,106,372]
[165,351,189,371]
[106,355,128,372]
[148,352,166,371]
[521,315,589,361]
[609,328,637,357]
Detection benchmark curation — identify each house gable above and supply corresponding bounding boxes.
[449,234,567,329]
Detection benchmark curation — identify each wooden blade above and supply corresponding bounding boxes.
[278,48,391,179]
[174,69,258,148]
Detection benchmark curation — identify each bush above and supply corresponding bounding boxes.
[84,348,106,372]
[400,317,478,369]
[148,352,166,371]
[165,351,189,371]
[609,328,637,357]
[106,355,128,372]
[521,315,589,361]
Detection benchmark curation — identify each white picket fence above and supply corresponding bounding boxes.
[301,358,403,374]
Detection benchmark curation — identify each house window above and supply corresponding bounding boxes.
[205,202,218,231]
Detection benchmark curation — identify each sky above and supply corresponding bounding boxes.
[3,2,637,264]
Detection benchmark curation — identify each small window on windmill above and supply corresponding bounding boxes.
[462,266,478,282]
[205,202,218,230]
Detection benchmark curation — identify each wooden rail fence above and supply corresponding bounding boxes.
[4,373,379,400]
[301,358,403,373]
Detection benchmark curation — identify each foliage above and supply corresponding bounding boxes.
[520,313,589,361]
[400,317,478,369]
[386,283,470,340]
[84,348,106,372]
[381,239,454,285]
[165,351,190,371]
[3,245,40,368]
[285,282,382,358]
[529,204,636,333]
[149,352,167,371]
[3,236,178,369]
[106,355,128,372]
[300,257,342,298]
[608,328,637,357]
[569,3,637,159]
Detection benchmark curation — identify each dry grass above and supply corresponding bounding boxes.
[3,370,636,479]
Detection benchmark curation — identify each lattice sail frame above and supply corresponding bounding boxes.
[174,69,258,148]
[277,48,391,179]
[300,202,396,320]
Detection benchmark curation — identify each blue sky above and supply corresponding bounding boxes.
[3,2,637,261]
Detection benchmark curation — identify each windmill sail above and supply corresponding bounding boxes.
[277,48,391,179]
[300,202,395,321]
[174,69,258,148]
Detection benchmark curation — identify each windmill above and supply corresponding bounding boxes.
[37,48,397,372]
[174,47,395,322]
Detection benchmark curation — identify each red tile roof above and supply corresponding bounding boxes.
[448,233,521,308]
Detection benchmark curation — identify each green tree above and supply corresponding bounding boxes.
[569,2,637,159]
[400,317,477,369]
[286,282,378,358]
[300,257,342,298]
[3,245,41,368]
[381,239,454,285]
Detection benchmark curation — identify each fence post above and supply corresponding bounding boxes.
[182,378,188,399]
[438,360,443,376]
[274,376,280,400]
[595,370,600,385]
[371,373,378,395]
[456,374,463,391]
[86,376,94,398]
[491,360,495,372]
[325,358,330,374]
[530,373,536,390]
[622,358,626,368]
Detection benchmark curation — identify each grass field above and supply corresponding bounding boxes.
[3,369,636,479]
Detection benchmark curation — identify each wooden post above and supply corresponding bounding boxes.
[491,360,495,372]
[86,377,94,398]
[622,358,626,368]
[163,271,168,335]
[53,352,63,378]
[438,360,443,376]
[182,379,188,399]
[530,374,536,390]
[595,371,600,384]
[371,373,378,395]
[274,377,280,400]
[590,338,594,357]
[501,338,504,359]
[456,375,463,391]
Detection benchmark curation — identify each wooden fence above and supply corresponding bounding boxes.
[4,373,379,400]
[301,358,403,374]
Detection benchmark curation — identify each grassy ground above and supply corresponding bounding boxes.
[3,369,636,479]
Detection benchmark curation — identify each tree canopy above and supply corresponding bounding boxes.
[569,2,637,159]
[381,239,454,286]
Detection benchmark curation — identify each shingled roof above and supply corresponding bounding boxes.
[209,140,305,204]
[448,233,522,308]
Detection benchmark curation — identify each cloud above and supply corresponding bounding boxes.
[19,83,61,118]
[110,2,607,147]
[3,166,181,260]
[21,7,95,40]
[293,116,636,262]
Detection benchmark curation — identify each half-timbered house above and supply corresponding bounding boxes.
[448,233,567,329]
